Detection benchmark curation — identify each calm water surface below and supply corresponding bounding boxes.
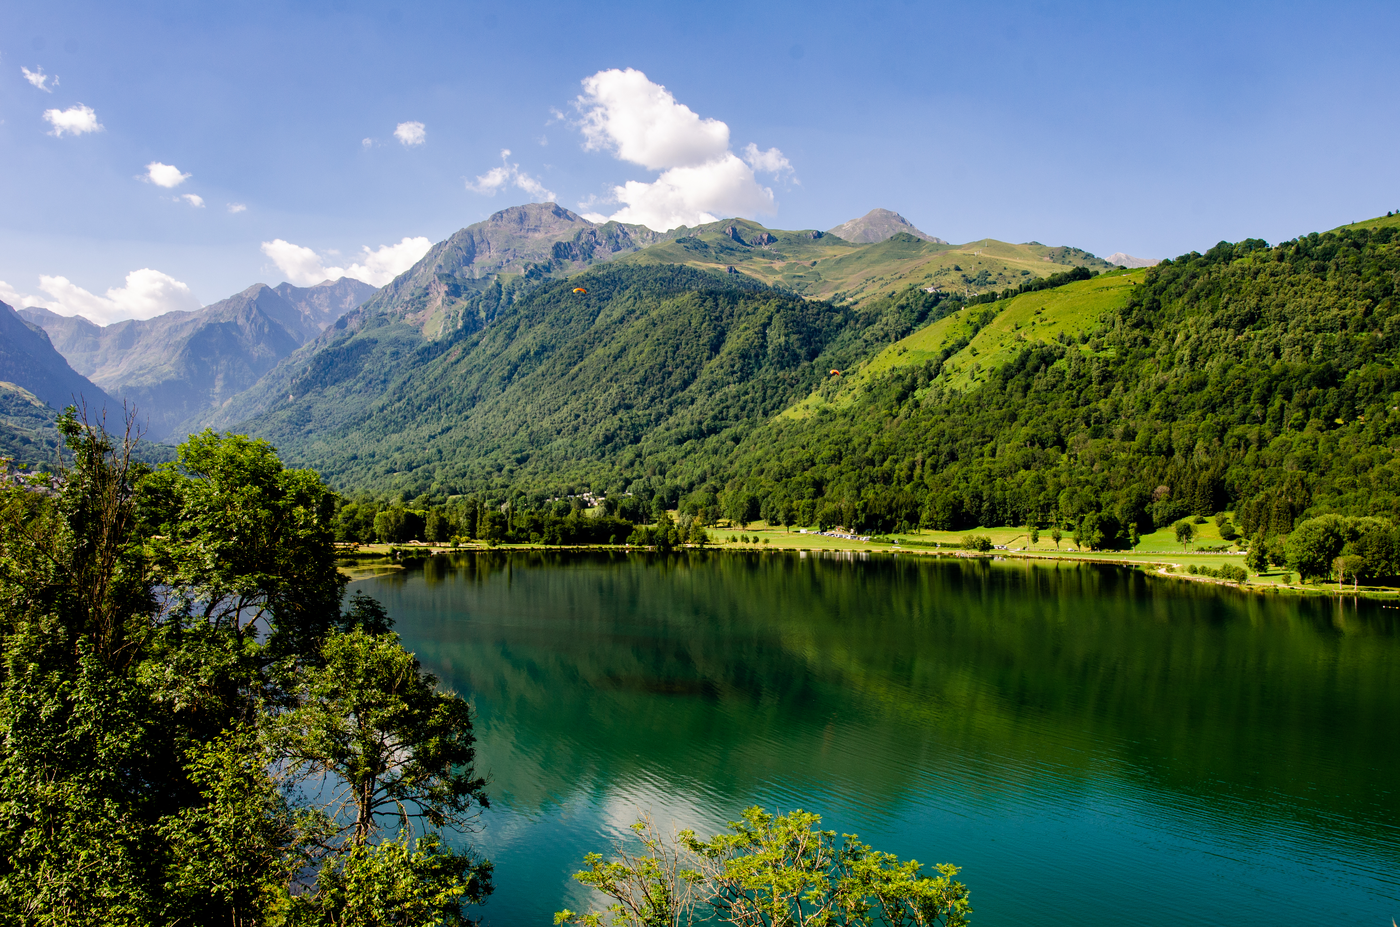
[356,551,1400,926]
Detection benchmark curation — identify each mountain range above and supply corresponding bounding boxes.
[19,277,375,439]
[2,201,1195,503]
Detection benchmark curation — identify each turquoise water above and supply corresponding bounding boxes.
[357,551,1400,926]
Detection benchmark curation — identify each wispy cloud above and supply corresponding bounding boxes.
[227,203,247,214]
[21,66,55,92]
[260,236,432,287]
[572,68,793,230]
[179,193,204,207]
[394,121,426,146]
[43,103,102,137]
[144,161,190,188]
[466,149,555,202]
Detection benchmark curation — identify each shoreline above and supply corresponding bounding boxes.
[336,540,1399,600]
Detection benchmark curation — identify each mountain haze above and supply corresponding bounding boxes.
[1105,252,1160,268]
[21,278,375,439]
[0,300,109,413]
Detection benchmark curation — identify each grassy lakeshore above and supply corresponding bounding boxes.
[337,516,1400,599]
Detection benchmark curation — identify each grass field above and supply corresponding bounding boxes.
[784,268,1144,418]
[1334,211,1400,233]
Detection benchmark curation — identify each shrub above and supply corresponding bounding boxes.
[962,534,993,552]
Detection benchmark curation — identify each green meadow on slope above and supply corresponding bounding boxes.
[784,268,1144,418]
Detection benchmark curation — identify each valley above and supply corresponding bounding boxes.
[6,202,1400,593]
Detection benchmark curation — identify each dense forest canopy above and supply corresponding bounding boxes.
[720,225,1400,548]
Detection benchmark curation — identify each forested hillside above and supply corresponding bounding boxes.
[721,222,1400,546]
[229,264,964,494]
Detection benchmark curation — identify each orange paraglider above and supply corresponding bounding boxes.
[829,369,842,376]
[573,287,588,294]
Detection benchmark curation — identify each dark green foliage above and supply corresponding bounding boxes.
[1186,563,1248,582]
[0,415,491,924]
[1283,513,1400,581]
[721,225,1400,539]
[961,534,993,552]
[234,264,960,501]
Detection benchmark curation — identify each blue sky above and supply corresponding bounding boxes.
[1,0,1396,321]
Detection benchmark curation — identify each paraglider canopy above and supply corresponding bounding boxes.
[829,369,842,376]
[573,287,588,294]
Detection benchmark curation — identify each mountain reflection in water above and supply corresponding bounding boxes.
[358,551,1400,927]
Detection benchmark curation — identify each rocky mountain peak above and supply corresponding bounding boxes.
[826,208,946,244]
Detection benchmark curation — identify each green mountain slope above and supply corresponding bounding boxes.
[0,382,65,466]
[226,264,937,495]
[784,268,1145,418]
[213,260,1106,500]
[719,219,1400,542]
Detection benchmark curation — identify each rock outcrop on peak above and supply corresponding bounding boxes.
[827,208,946,244]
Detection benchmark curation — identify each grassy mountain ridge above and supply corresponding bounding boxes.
[618,220,1115,305]
[783,268,1145,418]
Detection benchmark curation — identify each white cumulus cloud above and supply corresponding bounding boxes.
[21,66,55,92]
[577,68,728,170]
[573,68,793,230]
[606,153,778,230]
[261,236,432,288]
[31,269,201,325]
[394,121,426,146]
[466,149,556,202]
[144,161,190,188]
[180,193,204,207]
[43,103,102,137]
[227,202,247,213]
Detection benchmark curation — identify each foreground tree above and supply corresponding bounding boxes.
[556,807,970,927]
[0,414,491,925]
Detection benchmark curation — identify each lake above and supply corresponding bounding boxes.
[354,550,1400,926]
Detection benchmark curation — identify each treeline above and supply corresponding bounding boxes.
[714,225,1400,550]
[335,493,666,546]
